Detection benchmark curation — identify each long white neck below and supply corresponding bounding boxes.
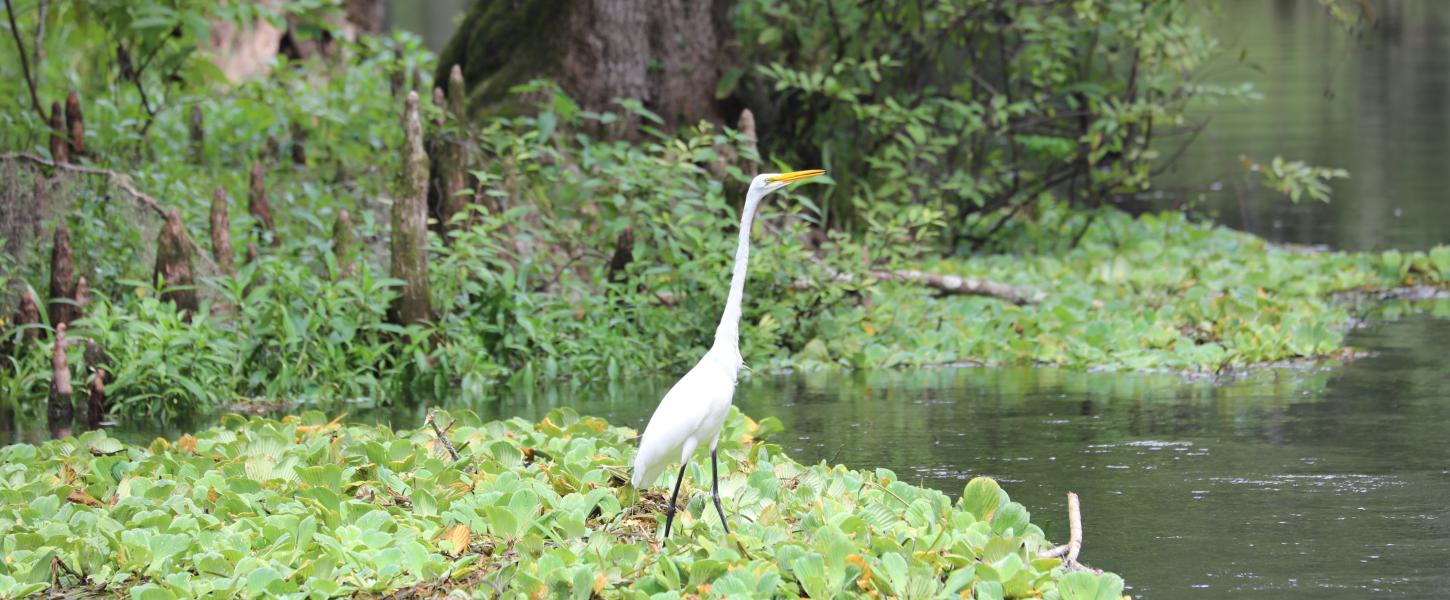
[712,188,765,354]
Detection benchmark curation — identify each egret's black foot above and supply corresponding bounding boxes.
[712,493,730,535]
[663,462,689,540]
[710,447,730,535]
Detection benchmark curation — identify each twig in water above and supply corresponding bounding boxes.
[1065,491,1083,564]
[425,410,461,462]
[1038,492,1093,570]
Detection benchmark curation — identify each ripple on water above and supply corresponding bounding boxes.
[1205,473,1405,495]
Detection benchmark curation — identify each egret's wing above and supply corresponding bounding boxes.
[632,362,732,488]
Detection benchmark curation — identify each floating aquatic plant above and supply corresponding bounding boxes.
[0,408,1125,598]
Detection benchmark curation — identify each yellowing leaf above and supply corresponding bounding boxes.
[440,523,470,555]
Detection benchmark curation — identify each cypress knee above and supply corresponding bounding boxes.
[48,323,73,424]
[49,101,68,165]
[16,290,40,341]
[210,187,236,275]
[86,369,106,429]
[389,91,433,326]
[262,136,279,163]
[243,242,262,298]
[66,92,85,157]
[74,276,90,319]
[189,105,205,163]
[3,289,41,354]
[290,119,308,166]
[447,64,466,118]
[84,337,109,428]
[248,161,278,246]
[607,227,634,285]
[154,209,198,316]
[49,222,77,328]
[332,209,355,280]
[433,84,471,235]
[85,339,109,382]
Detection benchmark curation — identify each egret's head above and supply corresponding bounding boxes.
[751,169,826,197]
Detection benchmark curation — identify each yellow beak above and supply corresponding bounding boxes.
[766,169,826,184]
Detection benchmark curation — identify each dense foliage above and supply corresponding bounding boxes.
[730,0,1212,245]
[1,0,1444,424]
[0,408,1125,598]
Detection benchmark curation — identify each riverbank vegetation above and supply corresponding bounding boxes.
[0,408,1124,598]
[0,1,1443,423]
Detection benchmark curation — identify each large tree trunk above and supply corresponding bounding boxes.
[436,0,734,131]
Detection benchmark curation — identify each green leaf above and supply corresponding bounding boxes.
[961,477,1004,521]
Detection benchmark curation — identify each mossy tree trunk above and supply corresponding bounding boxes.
[436,0,733,131]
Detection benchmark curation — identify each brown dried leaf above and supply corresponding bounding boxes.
[66,490,102,507]
[441,523,470,555]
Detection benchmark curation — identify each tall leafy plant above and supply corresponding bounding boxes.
[729,0,1236,252]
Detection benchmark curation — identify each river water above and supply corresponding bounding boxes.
[1154,0,1450,251]
[357,304,1442,599]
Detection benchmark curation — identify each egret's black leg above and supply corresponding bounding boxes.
[663,462,689,539]
[711,448,730,534]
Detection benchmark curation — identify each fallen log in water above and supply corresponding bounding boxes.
[795,263,1045,305]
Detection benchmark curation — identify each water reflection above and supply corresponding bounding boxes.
[1155,0,1450,251]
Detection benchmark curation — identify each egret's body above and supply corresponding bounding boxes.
[632,169,824,539]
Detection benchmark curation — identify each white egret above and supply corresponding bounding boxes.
[632,169,825,539]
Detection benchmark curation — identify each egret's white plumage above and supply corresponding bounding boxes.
[632,169,824,538]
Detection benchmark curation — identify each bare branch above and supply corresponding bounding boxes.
[3,0,44,119]
[425,410,460,462]
[0,152,163,217]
